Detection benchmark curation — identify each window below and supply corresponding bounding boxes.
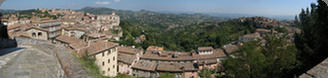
[32,32,36,37]
[108,68,110,71]
[113,65,115,68]
[112,48,116,52]
[102,52,104,56]
[113,56,115,61]
[102,62,105,66]
[108,59,110,63]
[38,32,42,37]
[70,32,76,37]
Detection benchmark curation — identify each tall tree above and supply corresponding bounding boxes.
[294,0,328,75]
[223,34,298,78]
[0,13,9,39]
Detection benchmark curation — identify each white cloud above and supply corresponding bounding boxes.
[114,0,120,2]
[95,1,111,5]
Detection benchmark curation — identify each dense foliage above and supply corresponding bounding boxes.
[159,73,175,78]
[0,13,9,39]
[80,7,226,29]
[9,9,59,19]
[223,35,298,78]
[293,0,328,76]
[119,19,257,51]
[222,0,328,77]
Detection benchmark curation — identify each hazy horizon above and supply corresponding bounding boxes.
[0,0,317,16]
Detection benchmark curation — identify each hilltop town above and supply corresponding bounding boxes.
[0,8,303,78]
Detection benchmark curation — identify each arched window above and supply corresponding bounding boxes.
[38,32,42,37]
[32,32,36,37]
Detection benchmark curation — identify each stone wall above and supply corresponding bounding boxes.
[132,69,157,78]
[0,38,17,49]
[299,58,328,78]
[15,37,91,78]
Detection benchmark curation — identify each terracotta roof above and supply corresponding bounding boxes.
[7,24,21,30]
[140,49,226,61]
[63,26,88,32]
[86,32,106,38]
[8,31,30,38]
[197,49,226,59]
[197,59,218,65]
[156,63,198,72]
[118,46,143,55]
[223,45,239,54]
[118,54,137,65]
[70,41,87,50]
[56,35,83,44]
[256,28,271,33]
[146,46,164,51]
[198,47,214,51]
[80,40,119,56]
[25,27,49,32]
[141,51,195,61]
[132,61,157,71]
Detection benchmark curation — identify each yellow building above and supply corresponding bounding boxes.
[79,40,119,77]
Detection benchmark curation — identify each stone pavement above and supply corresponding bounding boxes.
[0,45,64,78]
[300,58,328,78]
[0,37,91,78]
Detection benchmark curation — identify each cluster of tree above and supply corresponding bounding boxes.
[119,19,258,52]
[223,35,298,78]
[10,9,59,19]
[293,0,328,76]
[80,7,226,29]
[0,13,9,39]
[222,0,328,77]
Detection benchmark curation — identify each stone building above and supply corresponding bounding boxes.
[54,35,86,50]
[25,27,49,40]
[96,13,120,31]
[131,60,157,78]
[156,62,198,78]
[197,47,214,55]
[117,46,144,75]
[222,44,239,55]
[131,46,226,78]
[118,54,137,75]
[78,40,119,77]
[61,26,88,39]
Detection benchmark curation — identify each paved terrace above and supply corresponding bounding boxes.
[300,58,328,78]
[0,37,91,78]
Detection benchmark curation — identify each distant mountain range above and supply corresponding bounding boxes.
[157,10,295,20]
[0,7,294,29]
[0,9,17,14]
[79,7,227,29]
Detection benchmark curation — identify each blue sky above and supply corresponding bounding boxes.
[0,0,317,16]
